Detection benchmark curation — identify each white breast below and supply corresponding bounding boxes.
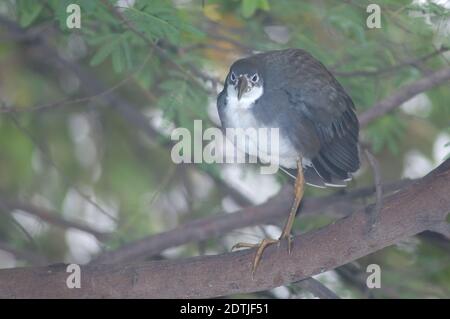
[223,85,307,169]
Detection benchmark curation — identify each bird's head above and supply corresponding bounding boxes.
[227,60,263,102]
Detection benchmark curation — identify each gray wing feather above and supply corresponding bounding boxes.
[254,49,360,183]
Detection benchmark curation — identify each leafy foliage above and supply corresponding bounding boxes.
[1,0,450,298]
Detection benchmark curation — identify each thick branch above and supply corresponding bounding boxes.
[92,179,410,264]
[0,159,448,298]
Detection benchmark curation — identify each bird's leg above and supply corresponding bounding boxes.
[279,157,305,253]
[231,158,305,277]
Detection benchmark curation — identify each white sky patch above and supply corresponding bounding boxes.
[62,188,118,233]
[145,108,176,137]
[264,25,291,44]
[68,114,98,169]
[400,93,432,118]
[270,286,291,298]
[65,229,101,264]
[116,0,135,10]
[189,169,215,200]
[68,114,90,143]
[433,132,450,162]
[411,0,450,46]
[263,224,282,239]
[313,271,353,298]
[0,250,16,269]
[161,245,187,259]
[221,196,242,213]
[412,0,450,10]
[12,209,48,237]
[223,226,265,250]
[402,150,434,179]
[221,164,280,205]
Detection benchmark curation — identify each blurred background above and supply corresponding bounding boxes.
[0,0,449,298]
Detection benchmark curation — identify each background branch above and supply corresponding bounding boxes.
[359,67,450,126]
[0,198,110,241]
[295,278,340,299]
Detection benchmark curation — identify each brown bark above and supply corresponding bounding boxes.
[0,159,448,298]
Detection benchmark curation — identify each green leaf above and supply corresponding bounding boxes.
[123,4,180,43]
[111,47,125,73]
[259,0,270,11]
[241,0,258,18]
[18,0,44,27]
[90,37,121,66]
[122,42,133,70]
[366,116,406,154]
[240,0,270,18]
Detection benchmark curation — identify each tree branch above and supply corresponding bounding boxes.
[1,159,448,298]
[92,178,411,264]
[332,46,449,77]
[295,278,340,299]
[0,198,110,241]
[359,67,450,126]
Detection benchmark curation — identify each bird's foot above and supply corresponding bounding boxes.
[231,232,293,278]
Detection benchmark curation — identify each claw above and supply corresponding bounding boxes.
[231,242,257,251]
[286,234,293,255]
[279,231,293,254]
[251,238,279,277]
[232,236,292,278]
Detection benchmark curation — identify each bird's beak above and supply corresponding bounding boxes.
[237,76,248,101]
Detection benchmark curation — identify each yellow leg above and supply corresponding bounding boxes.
[231,158,305,277]
[279,158,305,253]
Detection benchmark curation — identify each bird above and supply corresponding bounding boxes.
[217,48,360,276]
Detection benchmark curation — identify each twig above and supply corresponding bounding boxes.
[0,15,256,213]
[101,0,216,94]
[0,51,153,114]
[333,46,450,77]
[0,199,110,241]
[359,67,450,126]
[6,114,118,223]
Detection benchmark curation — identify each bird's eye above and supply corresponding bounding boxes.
[251,74,259,82]
[230,72,236,82]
